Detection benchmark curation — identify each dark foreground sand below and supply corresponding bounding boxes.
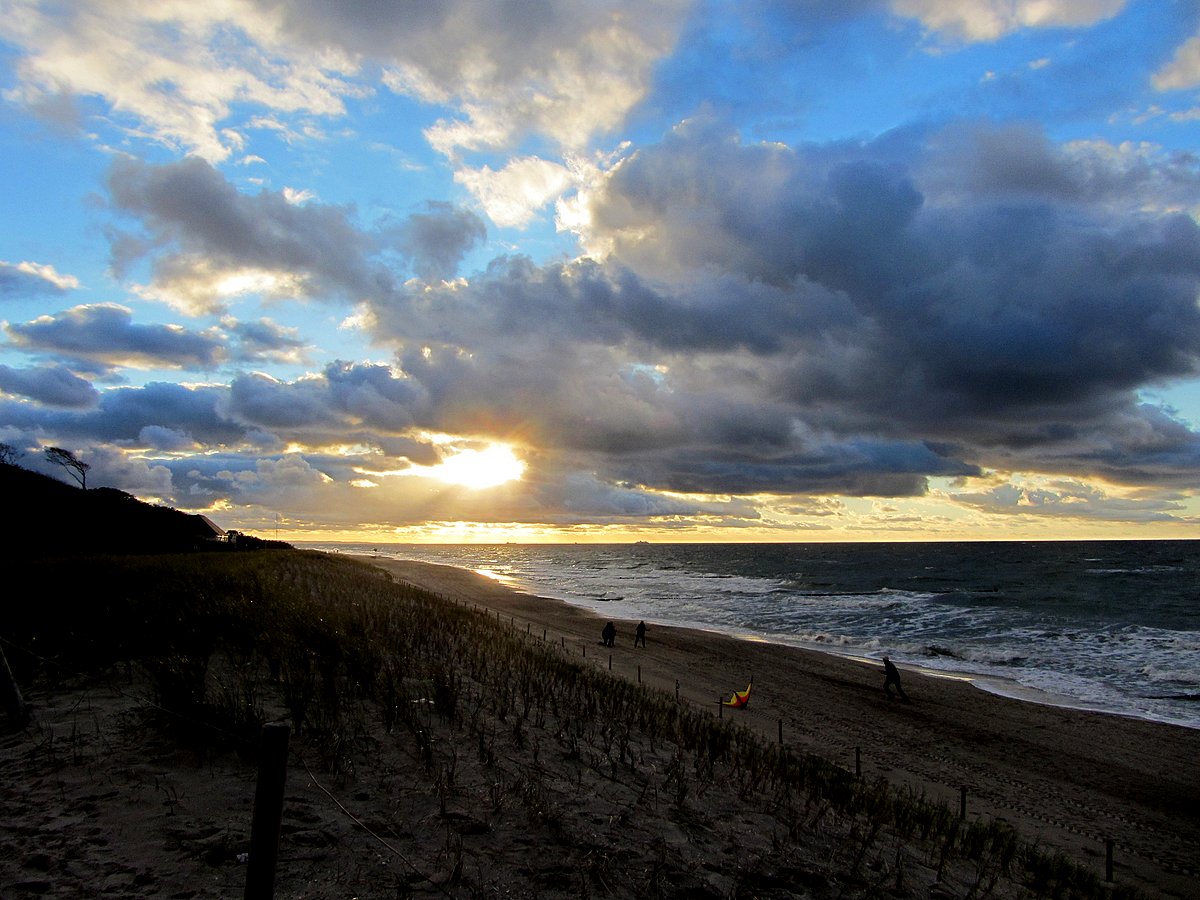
[375,559,1200,899]
[2,555,1197,899]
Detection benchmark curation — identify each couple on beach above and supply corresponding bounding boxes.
[601,620,648,648]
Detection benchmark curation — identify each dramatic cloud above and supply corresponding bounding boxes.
[394,202,487,281]
[5,304,227,370]
[3,1,1199,536]
[358,119,1200,493]
[107,156,378,314]
[0,0,687,161]
[222,317,310,364]
[0,364,99,408]
[0,2,358,162]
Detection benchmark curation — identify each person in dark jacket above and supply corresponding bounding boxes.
[883,656,910,702]
[634,620,647,648]
[602,621,616,648]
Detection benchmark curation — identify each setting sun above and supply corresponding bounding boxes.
[428,444,525,489]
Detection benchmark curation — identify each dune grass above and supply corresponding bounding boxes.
[3,549,1140,899]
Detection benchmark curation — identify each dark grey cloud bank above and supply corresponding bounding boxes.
[5,303,225,370]
[5,117,1200,522]
[0,364,98,408]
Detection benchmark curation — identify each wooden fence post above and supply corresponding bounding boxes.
[0,642,29,727]
[244,723,290,900]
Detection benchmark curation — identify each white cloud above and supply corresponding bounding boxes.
[283,186,316,204]
[1,1,687,163]
[0,259,80,293]
[891,0,1126,42]
[1154,33,1200,91]
[0,1,362,162]
[455,157,573,229]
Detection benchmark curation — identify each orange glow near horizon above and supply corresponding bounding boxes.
[266,517,1200,546]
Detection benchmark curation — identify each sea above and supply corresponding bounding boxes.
[297,540,1200,730]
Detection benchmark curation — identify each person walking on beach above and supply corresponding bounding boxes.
[634,620,647,648]
[883,656,909,703]
[602,621,616,648]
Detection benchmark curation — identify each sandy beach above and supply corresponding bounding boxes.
[3,552,1198,899]
[375,559,1200,899]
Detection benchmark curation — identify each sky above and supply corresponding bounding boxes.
[2,0,1200,544]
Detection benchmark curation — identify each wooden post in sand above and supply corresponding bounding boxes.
[1105,839,1114,882]
[0,641,29,726]
[637,665,641,683]
[245,723,290,900]
[675,679,679,700]
[608,654,612,671]
[778,718,783,744]
[718,700,723,719]
[959,786,968,819]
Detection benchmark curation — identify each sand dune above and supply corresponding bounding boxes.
[2,554,1196,899]
[376,559,1200,899]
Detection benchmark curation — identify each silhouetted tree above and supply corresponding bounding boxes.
[0,442,21,466]
[45,446,89,489]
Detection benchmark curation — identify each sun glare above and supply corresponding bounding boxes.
[430,444,525,489]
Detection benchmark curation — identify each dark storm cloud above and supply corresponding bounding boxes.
[228,373,349,431]
[90,383,243,444]
[4,304,226,369]
[0,364,99,408]
[345,117,1200,494]
[393,201,486,282]
[227,362,428,433]
[68,117,1200,501]
[919,124,1200,208]
[105,159,496,308]
[0,382,240,446]
[610,438,978,497]
[106,156,382,300]
[223,317,310,363]
[563,119,1200,484]
[322,361,429,430]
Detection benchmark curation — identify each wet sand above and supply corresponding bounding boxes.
[375,558,1200,899]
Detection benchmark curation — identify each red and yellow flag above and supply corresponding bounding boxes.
[722,683,752,708]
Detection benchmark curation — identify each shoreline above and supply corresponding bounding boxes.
[369,555,1200,899]
[342,549,1200,732]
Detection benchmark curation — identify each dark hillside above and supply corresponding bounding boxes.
[0,463,288,557]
